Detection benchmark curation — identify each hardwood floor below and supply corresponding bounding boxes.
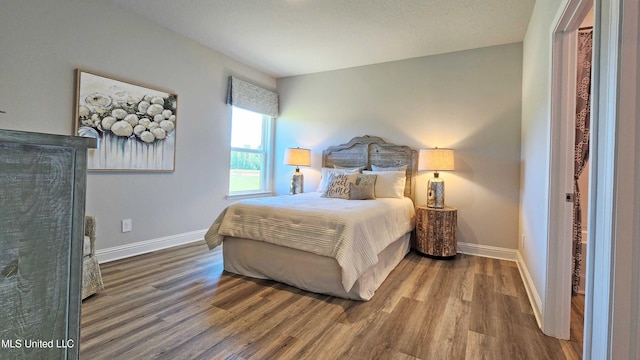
[567,294,585,359]
[81,242,580,359]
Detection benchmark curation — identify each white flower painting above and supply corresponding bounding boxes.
[74,70,177,171]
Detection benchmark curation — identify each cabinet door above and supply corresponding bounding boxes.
[0,142,76,359]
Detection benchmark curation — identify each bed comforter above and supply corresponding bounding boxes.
[204,192,415,292]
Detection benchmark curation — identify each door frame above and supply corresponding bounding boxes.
[546,0,593,340]
[548,0,627,358]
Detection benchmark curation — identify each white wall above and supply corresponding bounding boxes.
[0,0,275,254]
[276,43,523,251]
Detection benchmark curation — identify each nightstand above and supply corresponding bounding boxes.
[413,206,458,258]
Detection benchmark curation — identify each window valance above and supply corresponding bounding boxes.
[226,76,278,118]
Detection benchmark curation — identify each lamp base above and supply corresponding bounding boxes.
[290,170,304,195]
[427,177,445,208]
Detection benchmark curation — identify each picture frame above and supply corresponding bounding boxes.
[74,69,177,171]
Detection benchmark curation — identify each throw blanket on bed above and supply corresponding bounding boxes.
[204,192,415,292]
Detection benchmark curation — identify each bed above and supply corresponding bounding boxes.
[204,135,417,300]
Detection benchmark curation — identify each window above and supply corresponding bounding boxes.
[225,76,277,197]
[228,106,272,195]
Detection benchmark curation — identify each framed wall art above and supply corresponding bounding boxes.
[74,69,177,171]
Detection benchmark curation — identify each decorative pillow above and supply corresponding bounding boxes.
[356,174,377,187]
[371,164,408,172]
[321,173,359,199]
[363,170,406,198]
[317,168,345,192]
[349,183,375,200]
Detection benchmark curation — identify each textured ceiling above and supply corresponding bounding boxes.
[111,0,535,78]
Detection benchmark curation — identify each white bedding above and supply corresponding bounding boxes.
[204,193,415,292]
[223,233,411,300]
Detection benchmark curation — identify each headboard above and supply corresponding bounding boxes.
[322,135,418,202]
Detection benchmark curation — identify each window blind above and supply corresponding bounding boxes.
[226,76,278,118]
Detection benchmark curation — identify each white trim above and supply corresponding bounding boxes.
[97,234,518,265]
[516,251,543,328]
[226,191,273,200]
[94,231,547,336]
[546,20,577,341]
[587,0,640,358]
[584,0,620,358]
[95,229,207,263]
[547,0,595,341]
[545,0,633,354]
[457,242,517,261]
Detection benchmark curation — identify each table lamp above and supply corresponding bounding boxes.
[418,148,455,208]
[284,147,311,194]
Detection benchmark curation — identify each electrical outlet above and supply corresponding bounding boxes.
[122,219,132,233]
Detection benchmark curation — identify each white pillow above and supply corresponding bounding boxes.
[316,167,359,192]
[363,170,406,198]
[321,172,359,199]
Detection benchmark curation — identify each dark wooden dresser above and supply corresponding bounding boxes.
[0,129,96,359]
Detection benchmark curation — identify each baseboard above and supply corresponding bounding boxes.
[96,232,545,330]
[457,243,541,327]
[96,229,208,263]
[457,242,518,261]
[516,250,543,328]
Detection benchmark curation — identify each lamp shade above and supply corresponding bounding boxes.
[418,148,455,171]
[284,147,311,167]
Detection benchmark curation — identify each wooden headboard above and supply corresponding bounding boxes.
[322,135,418,202]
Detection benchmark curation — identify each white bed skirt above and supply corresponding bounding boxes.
[223,232,411,301]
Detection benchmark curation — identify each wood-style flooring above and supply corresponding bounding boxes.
[568,294,585,359]
[81,242,581,359]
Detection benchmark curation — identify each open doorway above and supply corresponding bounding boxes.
[544,0,594,346]
[568,7,594,357]
[549,0,635,357]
